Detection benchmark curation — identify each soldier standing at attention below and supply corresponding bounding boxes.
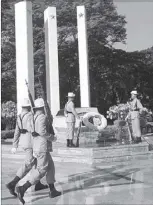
[6,98,48,197]
[126,90,143,143]
[16,98,61,205]
[64,92,80,147]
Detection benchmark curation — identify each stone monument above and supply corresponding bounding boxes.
[77,6,91,107]
[44,7,60,117]
[15,1,34,114]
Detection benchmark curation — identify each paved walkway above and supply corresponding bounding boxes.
[1,140,153,205]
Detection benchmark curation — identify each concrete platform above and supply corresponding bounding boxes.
[51,141,153,166]
[2,136,153,166]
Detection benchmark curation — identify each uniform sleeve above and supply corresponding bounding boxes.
[37,115,54,140]
[64,104,68,117]
[27,113,34,133]
[137,99,143,109]
[13,119,20,148]
[37,115,48,137]
[70,102,79,119]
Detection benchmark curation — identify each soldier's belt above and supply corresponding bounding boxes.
[131,109,139,111]
[32,132,39,137]
[20,129,28,134]
[67,111,73,114]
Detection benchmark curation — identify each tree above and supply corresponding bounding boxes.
[2,0,153,114]
[1,101,17,130]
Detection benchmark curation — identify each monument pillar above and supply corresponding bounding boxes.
[77,6,90,107]
[15,1,34,114]
[44,7,60,116]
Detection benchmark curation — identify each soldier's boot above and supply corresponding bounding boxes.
[16,181,32,205]
[136,137,142,143]
[49,184,61,198]
[67,139,70,147]
[6,176,20,197]
[76,138,79,147]
[35,181,48,191]
[70,139,76,147]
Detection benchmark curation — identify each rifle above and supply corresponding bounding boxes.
[38,77,55,135]
[76,120,82,147]
[25,79,35,113]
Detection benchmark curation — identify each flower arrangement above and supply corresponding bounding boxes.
[106,103,130,121]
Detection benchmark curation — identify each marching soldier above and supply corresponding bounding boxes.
[64,92,80,147]
[16,98,61,204]
[126,90,143,143]
[6,98,48,197]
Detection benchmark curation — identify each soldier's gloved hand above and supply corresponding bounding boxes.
[53,135,57,142]
[11,147,17,154]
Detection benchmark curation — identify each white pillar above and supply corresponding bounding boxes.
[15,1,34,114]
[77,6,90,107]
[44,7,60,116]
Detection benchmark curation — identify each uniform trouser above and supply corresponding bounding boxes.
[66,122,75,140]
[131,118,141,139]
[16,148,36,179]
[27,152,55,185]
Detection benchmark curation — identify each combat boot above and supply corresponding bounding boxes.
[69,139,76,148]
[16,181,32,205]
[136,137,142,143]
[67,139,70,147]
[76,138,79,147]
[35,181,48,191]
[49,184,61,198]
[6,176,20,197]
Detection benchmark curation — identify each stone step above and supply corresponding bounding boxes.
[52,142,149,158]
[52,151,153,166]
[93,151,153,166]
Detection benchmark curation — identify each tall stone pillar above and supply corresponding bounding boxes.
[15,1,34,114]
[44,7,60,116]
[77,6,90,107]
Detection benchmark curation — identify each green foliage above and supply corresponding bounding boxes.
[1,130,15,140]
[1,101,17,130]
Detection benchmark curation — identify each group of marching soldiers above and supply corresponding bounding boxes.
[6,92,81,204]
[6,97,61,204]
[6,89,144,204]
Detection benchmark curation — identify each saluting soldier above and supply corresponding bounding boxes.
[16,98,61,205]
[64,92,80,147]
[6,98,48,197]
[126,90,143,143]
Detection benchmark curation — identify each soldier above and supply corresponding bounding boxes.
[64,92,80,147]
[6,98,48,197]
[126,90,143,143]
[16,98,61,204]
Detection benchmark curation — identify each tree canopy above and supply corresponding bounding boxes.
[1,0,153,114]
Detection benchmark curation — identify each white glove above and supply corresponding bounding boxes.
[11,147,17,154]
[53,135,57,142]
[33,152,37,158]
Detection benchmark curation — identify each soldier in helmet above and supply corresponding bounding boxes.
[126,90,143,143]
[16,98,61,204]
[6,98,47,198]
